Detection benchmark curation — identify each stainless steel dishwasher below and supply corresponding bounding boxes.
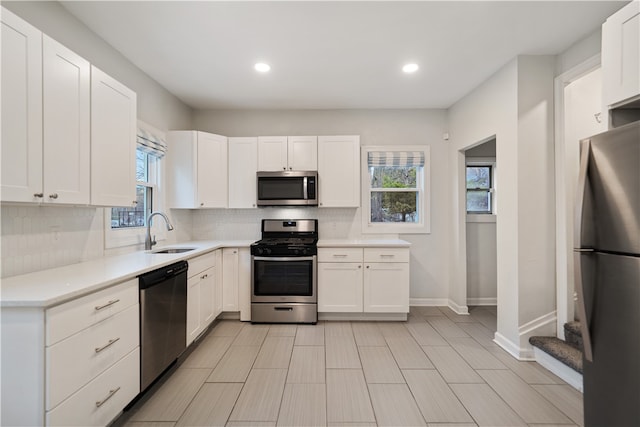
[139,260,188,391]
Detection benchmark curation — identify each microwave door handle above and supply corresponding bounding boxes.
[303,177,308,200]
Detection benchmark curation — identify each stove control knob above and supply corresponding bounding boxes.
[256,248,263,255]
[265,248,272,255]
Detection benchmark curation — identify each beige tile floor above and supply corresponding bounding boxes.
[114,306,584,427]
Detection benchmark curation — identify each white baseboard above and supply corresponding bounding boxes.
[447,299,469,315]
[493,332,533,360]
[319,312,407,321]
[518,310,557,357]
[409,298,449,306]
[466,297,497,306]
[533,347,584,392]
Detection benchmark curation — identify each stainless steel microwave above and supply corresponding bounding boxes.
[256,171,318,206]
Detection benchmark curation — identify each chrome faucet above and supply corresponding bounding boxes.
[145,212,174,250]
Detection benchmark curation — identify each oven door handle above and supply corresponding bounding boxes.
[253,256,316,262]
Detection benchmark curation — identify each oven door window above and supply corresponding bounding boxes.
[254,259,313,296]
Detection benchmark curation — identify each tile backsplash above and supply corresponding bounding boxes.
[1,205,103,278]
[1,204,359,278]
[192,207,361,241]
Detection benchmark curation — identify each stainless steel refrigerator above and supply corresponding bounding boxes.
[574,120,640,427]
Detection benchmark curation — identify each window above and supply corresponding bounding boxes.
[104,122,166,249]
[362,146,430,234]
[111,149,153,229]
[466,163,495,214]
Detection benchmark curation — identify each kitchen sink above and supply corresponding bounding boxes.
[151,247,196,254]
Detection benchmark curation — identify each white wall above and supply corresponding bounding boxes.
[191,109,452,301]
[449,56,558,357]
[0,2,193,278]
[448,58,519,332]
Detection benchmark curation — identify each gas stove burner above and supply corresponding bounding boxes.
[251,219,318,257]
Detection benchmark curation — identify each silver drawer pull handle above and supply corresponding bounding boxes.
[95,337,120,353]
[380,254,395,257]
[201,274,208,279]
[94,299,120,311]
[49,193,58,199]
[333,254,348,257]
[95,386,121,408]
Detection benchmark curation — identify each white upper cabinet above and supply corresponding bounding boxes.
[602,1,640,108]
[287,136,318,171]
[258,136,317,171]
[228,137,258,208]
[1,8,43,203]
[90,66,137,207]
[43,35,91,205]
[167,131,228,208]
[317,135,360,207]
[258,136,288,171]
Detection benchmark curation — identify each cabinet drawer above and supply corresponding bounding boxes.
[188,251,216,277]
[46,279,138,346]
[46,304,139,410]
[46,347,139,427]
[364,248,409,263]
[318,247,363,263]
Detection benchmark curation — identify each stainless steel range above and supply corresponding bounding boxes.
[251,219,318,324]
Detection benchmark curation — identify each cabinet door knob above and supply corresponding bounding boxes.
[49,193,58,199]
[366,265,370,269]
[34,193,44,198]
[200,202,204,207]
[132,201,138,205]
[283,166,286,170]
[289,166,292,170]
[358,265,362,269]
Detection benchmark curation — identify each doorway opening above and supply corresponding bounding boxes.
[464,137,497,330]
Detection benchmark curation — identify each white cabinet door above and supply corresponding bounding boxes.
[238,248,251,321]
[214,250,224,318]
[258,136,288,171]
[197,132,228,208]
[42,35,90,205]
[318,262,363,312]
[228,137,258,208]
[602,1,640,107]
[363,263,410,313]
[90,66,137,207]
[186,275,201,346]
[287,136,317,171]
[222,248,239,311]
[199,267,216,327]
[167,131,227,208]
[318,135,360,207]
[1,9,43,203]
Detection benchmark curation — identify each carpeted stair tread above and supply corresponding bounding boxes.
[529,336,583,374]
[563,321,584,352]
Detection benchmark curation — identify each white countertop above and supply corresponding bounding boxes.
[318,239,411,248]
[0,240,253,308]
[2,238,409,308]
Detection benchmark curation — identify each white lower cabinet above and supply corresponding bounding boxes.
[0,278,141,426]
[318,262,363,312]
[222,247,251,320]
[318,246,409,314]
[186,251,217,346]
[46,348,139,427]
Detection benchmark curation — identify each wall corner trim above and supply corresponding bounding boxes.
[494,332,536,361]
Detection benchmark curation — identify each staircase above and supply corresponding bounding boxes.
[529,321,584,391]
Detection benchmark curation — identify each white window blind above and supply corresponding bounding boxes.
[367,151,425,167]
[137,127,167,158]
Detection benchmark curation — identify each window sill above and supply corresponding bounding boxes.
[466,214,496,223]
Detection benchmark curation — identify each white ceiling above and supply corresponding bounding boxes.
[61,1,628,110]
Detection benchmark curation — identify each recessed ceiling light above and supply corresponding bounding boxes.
[402,63,419,73]
[255,63,271,72]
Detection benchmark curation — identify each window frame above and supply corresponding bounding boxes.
[465,158,497,217]
[104,123,167,250]
[361,145,431,234]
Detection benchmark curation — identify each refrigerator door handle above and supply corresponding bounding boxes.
[574,139,594,362]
